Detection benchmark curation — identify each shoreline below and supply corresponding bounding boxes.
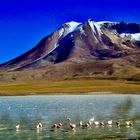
[0,79,140,96]
[0,92,140,97]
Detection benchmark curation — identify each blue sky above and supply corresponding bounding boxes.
[0,0,140,64]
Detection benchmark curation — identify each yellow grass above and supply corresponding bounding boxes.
[0,79,140,95]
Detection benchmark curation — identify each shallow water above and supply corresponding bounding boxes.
[0,95,140,140]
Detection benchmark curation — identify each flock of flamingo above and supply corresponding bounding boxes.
[15,117,133,131]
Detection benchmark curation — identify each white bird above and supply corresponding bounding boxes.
[88,117,94,126]
[108,120,113,125]
[37,123,43,129]
[16,124,20,129]
[85,123,90,128]
[69,123,76,130]
[116,121,120,127]
[52,123,57,128]
[126,121,133,127]
[79,121,90,128]
[79,121,83,126]
[129,121,133,126]
[88,120,92,126]
[52,122,62,129]
[16,124,20,131]
[57,122,62,128]
[59,122,62,126]
[67,117,71,121]
[99,121,104,126]
[89,117,94,123]
[94,121,100,125]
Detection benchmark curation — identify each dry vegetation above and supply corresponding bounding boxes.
[0,79,140,96]
[0,58,140,96]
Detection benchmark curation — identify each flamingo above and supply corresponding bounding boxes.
[57,122,62,128]
[69,123,76,130]
[37,123,43,129]
[58,122,62,126]
[52,123,57,128]
[116,121,120,127]
[126,121,133,127]
[108,120,113,125]
[16,124,20,131]
[85,123,90,128]
[87,121,91,126]
[99,121,104,126]
[67,117,71,121]
[79,121,83,126]
[89,117,94,123]
[52,122,62,129]
[94,121,100,125]
[79,121,90,128]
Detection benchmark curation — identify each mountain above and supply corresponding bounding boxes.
[0,19,140,82]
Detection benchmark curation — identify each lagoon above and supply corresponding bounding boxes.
[0,95,140,139]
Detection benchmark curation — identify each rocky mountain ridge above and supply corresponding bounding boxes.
[0,19,140,82]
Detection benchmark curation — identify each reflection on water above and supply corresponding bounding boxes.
[0,95,140,140]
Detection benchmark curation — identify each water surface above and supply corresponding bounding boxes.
[0,95,140,140]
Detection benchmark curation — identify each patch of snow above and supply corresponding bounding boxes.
[88,20,102,36]
[56,44,59,47]
[36,22,81,60]
[47,43,59,55]
[79,26,87,36]
[65,21,81,33]
[71,34,74,38]
[120,33,140,41]
[34,43,60,62]
[80,27,84,34]
[59,28,64,37]
[97,21,118,25]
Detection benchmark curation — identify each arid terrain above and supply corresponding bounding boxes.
[0,20,140,95]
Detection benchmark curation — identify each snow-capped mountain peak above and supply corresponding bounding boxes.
[65,21,81,32]
[87,19,102,36]
[1,19,140,71]
[120,33,140,41]
[97,21,119,25]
